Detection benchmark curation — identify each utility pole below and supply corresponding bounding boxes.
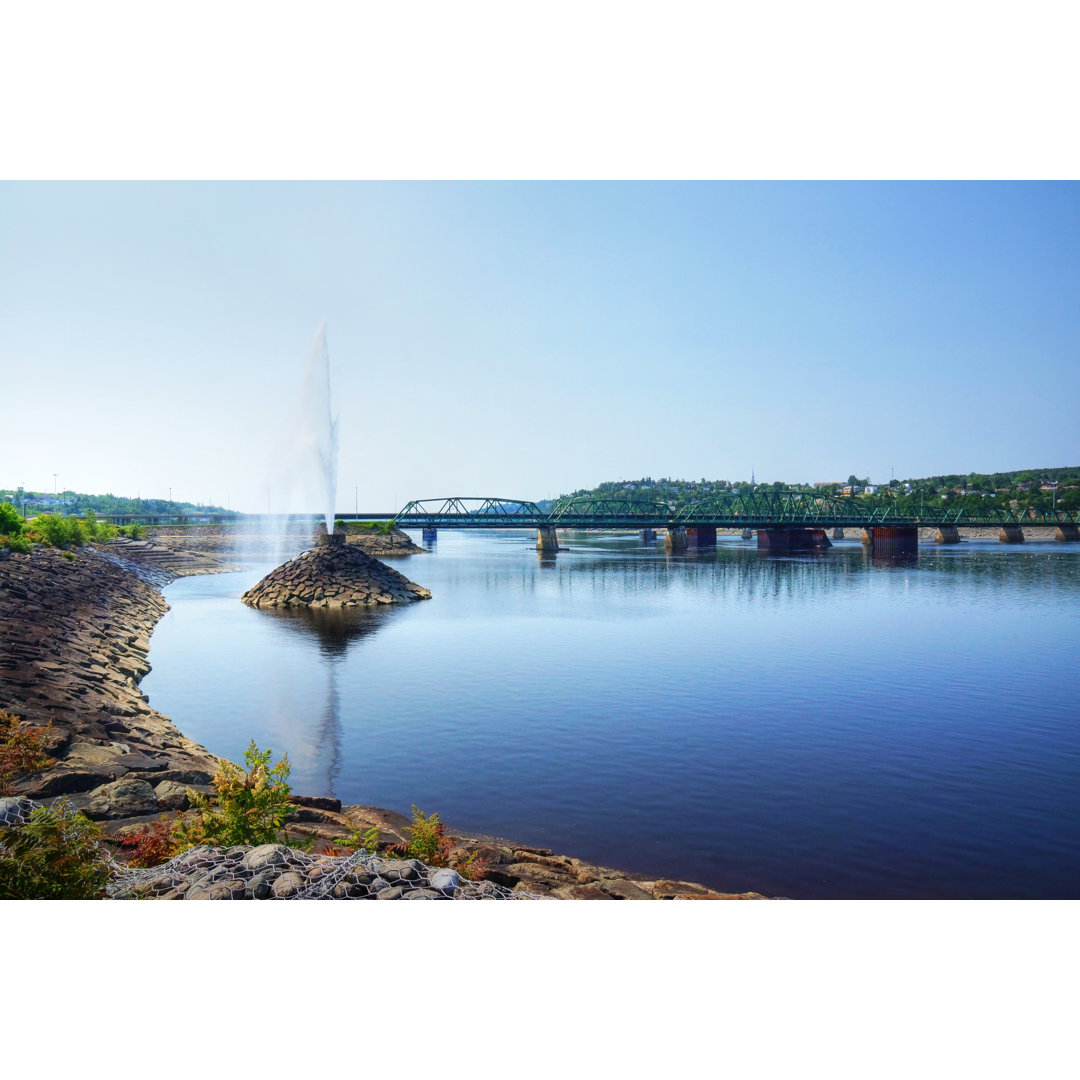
[53,473,57,495]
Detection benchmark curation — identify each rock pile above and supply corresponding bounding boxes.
[241,532,431,609]
[109,842,529,900]
[0,546,222,800]
[348,528,426,557]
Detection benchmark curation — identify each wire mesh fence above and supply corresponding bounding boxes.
[0,797,546,900]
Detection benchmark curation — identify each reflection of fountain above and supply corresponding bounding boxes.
[319,664,341,796]
[259,606,399,796]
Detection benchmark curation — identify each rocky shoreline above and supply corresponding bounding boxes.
[0,540,769,899]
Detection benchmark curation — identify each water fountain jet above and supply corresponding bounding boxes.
[241,325,431,610]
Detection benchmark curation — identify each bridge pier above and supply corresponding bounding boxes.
[832,528,844,540]
[665,526,687,552]
[422,526,438,543]
[757,528,832,551]
[685,526,716,550]
[999,525,1025,543]
[1055,524,1080,541]
[741,528,753,540]
[861,526,919,556]
[536,526,560,552]
[935,526,961,544]
[641,528,657,543]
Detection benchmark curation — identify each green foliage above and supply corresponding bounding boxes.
[172,741,295,850]
[340,520,396,535]
[118,522,145,539]
[0,534,33,554]
[0,710,55,795]
[334,822,382,854]
[0,799,113,899]
[395,805,487,880]
[0,501,23,537]
[26,513,86,548]
[81,509,117,542]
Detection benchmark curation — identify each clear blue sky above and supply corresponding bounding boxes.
[2,181,1077,512]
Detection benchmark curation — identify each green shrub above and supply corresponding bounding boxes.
[344,520,396,535]
[118,522,145,540]
[81,510,117,542]
[0,534,33,554]
[27,513,86,548]
[173,741,295,850]
[0,799,114,899]
[333,822,382,854]
[394,805,487,880]
[0,501,23,537]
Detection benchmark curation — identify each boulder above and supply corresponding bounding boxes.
[154,780,191,810]
[83,777,160,819]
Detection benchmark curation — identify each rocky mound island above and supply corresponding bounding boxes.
[241,526,431,609]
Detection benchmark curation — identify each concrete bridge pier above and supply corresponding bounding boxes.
[863,526,919,556]
[641,528,657,543]
[665,526,687,552]
[536,526,560,552]
[999,525,1025,543]
[935,526,961,544]
[832,528,845,540]
[1055,524,1080,541]
[741,528,753,540]
[422,526,438,543]
[685,526,717,550]
[757,528,832,551]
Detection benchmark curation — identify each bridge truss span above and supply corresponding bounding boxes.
[395,497,549,529]
[391,491,1080,532]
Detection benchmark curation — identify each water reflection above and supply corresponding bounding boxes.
[260,606,395,658]
[144,533,1080,897]
[253,606,399,796]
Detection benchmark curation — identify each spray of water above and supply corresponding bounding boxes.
[229,322,340,567]
[297,321,340,535]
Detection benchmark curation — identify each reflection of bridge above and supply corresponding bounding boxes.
[385,494,1080,555]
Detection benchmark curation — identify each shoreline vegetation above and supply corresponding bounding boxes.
[0,528,769,900]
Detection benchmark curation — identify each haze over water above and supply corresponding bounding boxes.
[142,532,1080,899]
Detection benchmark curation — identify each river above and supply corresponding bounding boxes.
[140,530,1080,899]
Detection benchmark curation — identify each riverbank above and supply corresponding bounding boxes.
[0,541,769,899]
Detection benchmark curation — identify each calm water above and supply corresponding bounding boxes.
[141,531,1080,899]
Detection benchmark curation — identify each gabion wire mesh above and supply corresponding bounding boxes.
[0,798,545,900]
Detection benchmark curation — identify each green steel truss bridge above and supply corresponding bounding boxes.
[104,494,1079,554]
[387,493,1080,531]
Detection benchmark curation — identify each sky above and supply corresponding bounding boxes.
[2,181,1077,513]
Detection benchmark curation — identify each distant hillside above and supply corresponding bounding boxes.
[0,488,226,518]
[557,466,1080,514]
